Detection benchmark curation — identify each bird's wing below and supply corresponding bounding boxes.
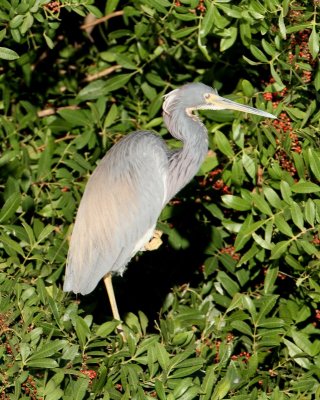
[64,131,169,295]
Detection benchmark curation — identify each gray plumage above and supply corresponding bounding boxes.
[64,82,275,295]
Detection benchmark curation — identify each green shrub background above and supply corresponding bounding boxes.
[1,0,320,398]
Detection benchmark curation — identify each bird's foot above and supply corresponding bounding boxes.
[144,229,163,251]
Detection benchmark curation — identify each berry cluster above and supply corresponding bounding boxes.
[288,30,315,83]
[212,334,235,363]
[196,0,206,13]
[80,369,97,384]
[231,351,251,363]
[262,78,302,177]
[44,1,61,13]
[0,312,10,333]
[312,234,320,245]
[220,245,240,261]
[274,149,298,177]
[312,309,320,327]
[174,0,206,14]
[214,339,222,363]
[199,168,231,195]
[262,81,287,103]
[22,376,42,400]
[273,112,293,134]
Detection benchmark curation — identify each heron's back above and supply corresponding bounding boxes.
[63,131,169,295]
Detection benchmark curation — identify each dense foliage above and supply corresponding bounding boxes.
[1,0,320,398]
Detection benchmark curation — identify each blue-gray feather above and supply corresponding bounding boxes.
[64,83,214,294]
[64,132,170,294]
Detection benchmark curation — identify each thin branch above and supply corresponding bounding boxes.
[37,105,80,118]
[84,65,122,82]
[80,10,124,30]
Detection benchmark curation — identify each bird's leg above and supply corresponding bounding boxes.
[103,273,125,339]
[144,229,163,251]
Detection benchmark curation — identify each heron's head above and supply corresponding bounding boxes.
[163,82,276,119]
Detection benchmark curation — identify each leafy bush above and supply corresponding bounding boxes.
[1,0,320,398]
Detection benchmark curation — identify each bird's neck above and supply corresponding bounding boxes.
[164,111,208,201]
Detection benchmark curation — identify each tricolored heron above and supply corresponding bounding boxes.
[63,82,275,323]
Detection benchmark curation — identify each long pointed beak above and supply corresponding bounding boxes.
[205,93,276,119]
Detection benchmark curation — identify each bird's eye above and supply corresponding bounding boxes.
[204,93,211,100]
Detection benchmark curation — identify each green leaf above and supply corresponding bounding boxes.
[9,14,24,29]
[314,63,320,91]
[72,376,90,400]
[105,73,133,93]
[0,192,21,223]
[280,180,293,204]
[220,27,238,52]
[263,187,283,209]
[250,45,268,62]
[298,239,318,255]
[116,53,137,70]
[221,195,251,211]
[278,9,286,39]
[95,320,119,337]
[270,63,285,88]
[1,234,25,256]
[290,202,304,230]
[43,32,54,49]
[257,295,279,321]
[73,316,91,348]
[0,46,19,60]
[235,219,266,251]
[309,26,319,59]
[199,152,219,175]
[241,79,254,97]
[28,340,67,360]
[238,244,260,264]
[292,330,314,356]
[214,130,234,158]
[217,271,240,297]
[242,153,256,180]
[242,55,261,66]
[105,0,120,14]
[155,342,170,371]
[170,360,204,379]
[172,26,197,39]
[305,198,315,226]
[308,148,320,181]
[172,378,194,399]
[270,240,290,259]
[239,22,251,47]
[37,225,55,243]
[230,320,252,336]
[258,318,285,329]
[291,181,320,193]
[58,109,91,127]
[274,214,294,237]
[200,365,217,400]
[242,295,257,318]
[20,12,34,35]
[252,193,273,216]
[37,135,54,181]
[155,380,167,400]
[104,103,118,128]
[211,375,231,400]
[26,358,59,368]
[77,80,107,101]
[264,266,279,294]
[199,1,214,37]
[283,339,311,369]
[261,39,276,57]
